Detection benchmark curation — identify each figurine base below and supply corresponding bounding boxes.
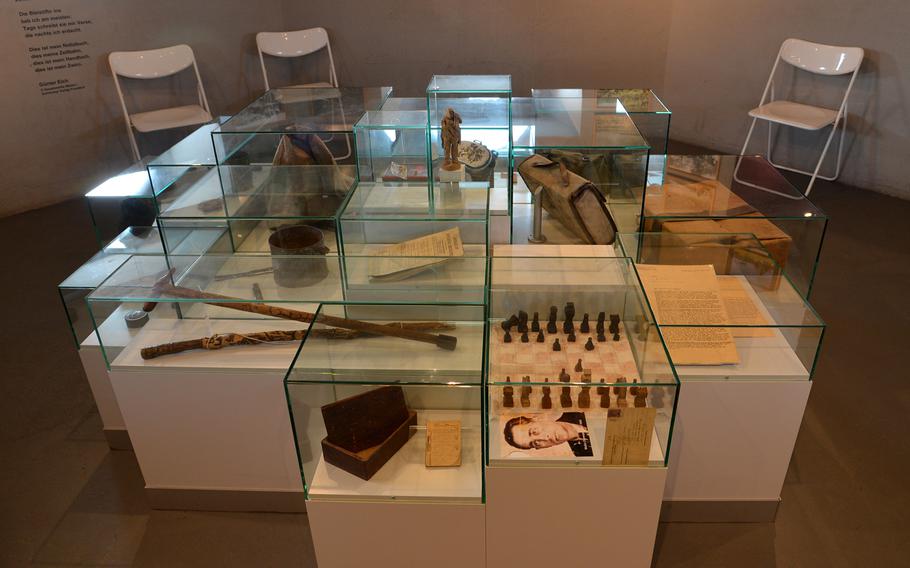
[322,411,418,480]
[438,164,466,182]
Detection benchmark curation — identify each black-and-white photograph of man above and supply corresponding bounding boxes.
[502,412,593,457]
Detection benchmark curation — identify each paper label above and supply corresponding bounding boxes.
[388,161,408,180]
[368,227,464,281]
[426,420,461,467]
[602,407,657,466]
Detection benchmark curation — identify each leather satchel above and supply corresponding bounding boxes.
[518,154,618,245]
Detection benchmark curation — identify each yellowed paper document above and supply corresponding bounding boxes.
[717,276,774,338]
[425,420,462,467]
[602,407,657,466]
[369,227,464,281]
[636,264,739,365]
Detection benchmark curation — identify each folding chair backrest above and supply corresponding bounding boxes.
[256,28,337,90]
[109,44,198,79]
[779,39,864,76]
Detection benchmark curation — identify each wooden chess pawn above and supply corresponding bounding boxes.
[585,337,595,351]
[568,332,576,342]
[580,313,590,333]
[521,331,529,343]
[552,338,561,351]
[597,379,610,408]
[578,374,591,408]
[560,385,572,408]
[503,330,512,343]
[502,377,514,408]
[612,332,620,341]
[536,330,545,343]
[541,379,552,409]
[559,369,571,382]
[520,376,532,408]
[575,358,583,372]
[531,312,540,332]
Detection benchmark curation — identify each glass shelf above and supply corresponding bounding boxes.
[642,155,828,297]
[354,110,429,185]
[285,302,485,503]
[85,161,157,247]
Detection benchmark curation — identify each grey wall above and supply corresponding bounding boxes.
[0,0,288,217]
[662,0,910,198]
[1,0,906,217]
[281,0,674,96]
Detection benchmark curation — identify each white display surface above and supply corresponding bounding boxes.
[308,409,481,502]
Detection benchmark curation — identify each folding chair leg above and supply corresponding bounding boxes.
[126,124,141,162]
[739,117,759,156]
[805,119,842,196]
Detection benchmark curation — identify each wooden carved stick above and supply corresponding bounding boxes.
[141,321,458,359]
[142,329,307,359]
[156,285,458,350]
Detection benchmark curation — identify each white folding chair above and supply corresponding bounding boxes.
[739,38,863,196]
[109,44,213,161]
[256,28,350,160]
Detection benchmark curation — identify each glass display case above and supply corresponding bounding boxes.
[642,155,828,297]
[212,87,393,166]
[512,96,650,242]
[85,161,156,247]
[485,255,678,467]
[156,163,357,255]
[425,75,512,199]
[146,122,221,217]
[617,232,825,380]
[354,110,429,185]
[58,226,164,347]
[285,302,485,503]
[531,88,671,154]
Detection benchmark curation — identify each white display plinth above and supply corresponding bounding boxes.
[108,317,306,512]
[486,466,667,567]
[307,500,484,568]
[662,277,813,521]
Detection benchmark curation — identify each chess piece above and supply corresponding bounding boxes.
[578,375,591,408]
[536,330,545,343]
[500,319,512,332]
[612,332,620,341]
[584,337,595,351]
[614,377,628,407]
[597,331,607,342]
[563,302,575,334]
[521,331,529,343]
[609,314,620,335]
[574,358,584,372]
[559,369,571,382]
[517,310,529,333]
[633,380,648,408]
[560,385,572,408]
[552,338,561,351]
[596,320,605,335]
[503,331,512,343]
[568,332,576,342]
[597,312,606,327]
[547,306,558,334]
[565,302,576,324]
[508,314,520,328]
[520,376,531,408]
[531,312,540,332]
[541,379,552,409]
[598,379,610,408]
[580,313,590,333]
[502,377,514,408]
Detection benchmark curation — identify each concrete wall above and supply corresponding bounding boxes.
[0,0,906,217]
[662,0,910,198]
[0,0,287,217]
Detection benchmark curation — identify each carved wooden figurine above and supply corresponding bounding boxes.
[441,108,463,171]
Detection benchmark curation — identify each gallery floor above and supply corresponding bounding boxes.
[1,163,908,567]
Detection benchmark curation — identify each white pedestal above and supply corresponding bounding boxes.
[307,500,484,568]
[662,379,811,521]
[486,466,667,567]
[78,344,130,449]
[108,318,306,512]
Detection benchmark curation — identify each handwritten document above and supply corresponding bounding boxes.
[369,227,464,281]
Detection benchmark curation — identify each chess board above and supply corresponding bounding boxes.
[489,319,640,383]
